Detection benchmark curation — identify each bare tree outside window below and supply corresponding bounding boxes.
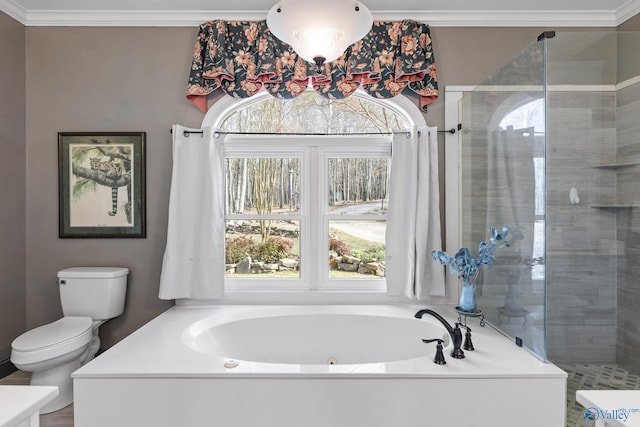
[222,91,407,281]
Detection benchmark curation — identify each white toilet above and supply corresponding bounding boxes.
[10,267,129,414]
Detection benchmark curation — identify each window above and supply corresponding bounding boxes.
[209,90,416,294]
[499,97,545,282]
[327,157,389,283]
[223,135,392,292]
[225,155,302,280]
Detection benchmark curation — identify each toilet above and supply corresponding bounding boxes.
[10,267,129,414]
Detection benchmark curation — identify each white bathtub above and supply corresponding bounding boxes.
[73,304,567,427]
[184,306,449,365]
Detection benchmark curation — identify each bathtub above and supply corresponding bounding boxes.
[72,304,566,427]
[185,306,449,365]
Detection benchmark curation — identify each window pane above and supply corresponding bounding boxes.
[219,91,409,134]
[329,220,386,279]
[328,158,389,215]
[225,220,300,278]
[226,158,301,215]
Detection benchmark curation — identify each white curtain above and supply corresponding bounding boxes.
[158,125,226,300]
[385,126,445,299]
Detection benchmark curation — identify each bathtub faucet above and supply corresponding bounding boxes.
[414,309,465,359]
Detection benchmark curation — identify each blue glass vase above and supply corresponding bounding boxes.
[459,283,477,313]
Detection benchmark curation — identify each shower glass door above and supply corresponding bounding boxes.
[459,37,547,360]
[460,30,640,368]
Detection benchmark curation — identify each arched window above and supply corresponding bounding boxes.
[219,90,410,134]
[203,89,424,131]
[499,98,544,133]
[204,90,423,296]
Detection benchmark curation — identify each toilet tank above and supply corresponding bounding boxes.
[58,267,129,320]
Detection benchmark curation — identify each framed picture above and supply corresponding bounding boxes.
[58,132,146,238]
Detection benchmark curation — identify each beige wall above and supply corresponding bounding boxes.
[425,27,553,127]
[0,12,26,361]
[618,13,640,30]
[0,15,632,354]
[24,26,204,348]
[618,16,640,82]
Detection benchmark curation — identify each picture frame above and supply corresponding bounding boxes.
[58,132,146,238]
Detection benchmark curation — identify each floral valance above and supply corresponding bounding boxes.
[186,19,438,113]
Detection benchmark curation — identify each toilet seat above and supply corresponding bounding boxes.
[11,317,93,365]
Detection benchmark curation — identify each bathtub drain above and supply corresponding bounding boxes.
[224,359,239,369]
[327,357,337,365]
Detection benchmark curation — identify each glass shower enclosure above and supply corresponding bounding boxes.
[459,31,640,368]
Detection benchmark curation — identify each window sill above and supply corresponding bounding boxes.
[177,290,408,306]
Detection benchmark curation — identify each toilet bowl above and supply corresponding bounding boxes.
[11,317,93,413]
[10,267,128,414]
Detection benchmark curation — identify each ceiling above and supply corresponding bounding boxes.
[1,0,639,27]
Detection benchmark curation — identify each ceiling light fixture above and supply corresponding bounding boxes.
[266,0,373,70]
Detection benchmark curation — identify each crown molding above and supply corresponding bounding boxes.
[616,0,640,25]
[0,2,633,27]
[383,10,618,27]
[0,0,27,24]
[3,9,270,27]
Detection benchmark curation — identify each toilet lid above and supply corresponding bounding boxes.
[12,316,92,352]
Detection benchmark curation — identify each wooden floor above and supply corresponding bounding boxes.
[0,370,74,427]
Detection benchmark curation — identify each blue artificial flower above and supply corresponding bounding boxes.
[431,226,511,285]
[489,226,511,248]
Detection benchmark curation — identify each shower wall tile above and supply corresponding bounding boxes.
[618,167,640,205]
[460,93,492,252]
[547,173,614,207]
[617,347,640,373]
[616,83,640,164]
[617,301,640,371]
[591,101,618,129]
[617,82,640,107]
[547,108,593,129]
[546,129,616,167]
[593,169,617,189]
[546,91,618,363]
[616,80,640,373]
[546,255,616,290]
[620,246,640,286]
[547,91,616,109]
[616,104,640,134]
[548,324,616,363]
[617,131,640,161]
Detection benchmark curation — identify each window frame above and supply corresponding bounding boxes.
[223,136,391,293]
[201,90,427,303]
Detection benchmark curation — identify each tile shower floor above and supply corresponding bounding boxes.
[1,364,639,427]
[559,363,640,427]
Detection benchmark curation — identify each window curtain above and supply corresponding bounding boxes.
[159,125,226,300]
[385,127,445,299]
[186,19,438,113]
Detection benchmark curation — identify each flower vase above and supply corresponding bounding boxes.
[458,283,477,313]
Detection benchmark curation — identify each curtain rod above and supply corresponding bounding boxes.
[170,128,456,137]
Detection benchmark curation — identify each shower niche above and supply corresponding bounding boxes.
[459,31,640,371]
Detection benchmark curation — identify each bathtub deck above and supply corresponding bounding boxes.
[72,304,566,427]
